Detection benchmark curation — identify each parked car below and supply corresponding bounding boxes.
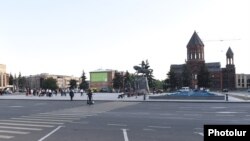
[247,89,250,92]
[153,89,163,94]
[178,87,190,92]
[3,90,13,94]
[222,88,229,92]
[99,87,112,93]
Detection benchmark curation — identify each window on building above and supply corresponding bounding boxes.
[194,74,197,80]
[247,79,250,84]
[242,84,245,87]
[247,79,250,88]
[0,75,2,86]
[242,79,244,83]
[238,79,240,84]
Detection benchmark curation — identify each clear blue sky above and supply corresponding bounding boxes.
[0,0,249,80]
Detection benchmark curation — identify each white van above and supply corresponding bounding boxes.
[179,87,190,92]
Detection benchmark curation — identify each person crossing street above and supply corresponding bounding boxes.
[87,89,93,105]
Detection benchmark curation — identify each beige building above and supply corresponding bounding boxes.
[0,64,9,90]
[26,73,80,89]
[236,74,250,89]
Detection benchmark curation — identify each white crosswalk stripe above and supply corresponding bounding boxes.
[20,116,79,120]
[0,102,138,140]
[0,130,30,134]
[0,135,14,139]
[38,113,84,117]
[0,120,63,125]
[0,107,86,140]
[11,118,73,122]
[0,126,42,131]
[0,122,54,128]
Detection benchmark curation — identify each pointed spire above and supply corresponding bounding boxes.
[226,47,234,57]
[187,31,204,47]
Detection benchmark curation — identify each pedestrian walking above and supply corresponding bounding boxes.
[87,89,93,105]
[69,89,74,101]
[80,89,84,96]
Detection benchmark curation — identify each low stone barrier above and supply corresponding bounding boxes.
[149,95,225,100]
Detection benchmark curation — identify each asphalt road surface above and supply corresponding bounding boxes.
[0,100,250,141]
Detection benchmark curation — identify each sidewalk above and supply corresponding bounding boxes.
[0,92,249,102]
[0,92,146,101]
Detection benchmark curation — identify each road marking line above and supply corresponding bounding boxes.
[11,118,72,122]
[122,129,129,141]
[148,126,171,129]
[38,113,83,117]
[215,114,235,116]
[176,111,189,113]
[165,117,194,120]
[194,132,204,136]
[210,107,227,109]
[179,107,194,109]
[159,113,175,116]
[183,114,201,116]
[0,130,30,134]
[0,122,54,128]
[37,113,83,116]
[0,135,14,139]
[0,120,63,125]
[0,126,42,131]
[143,128,155,131]
[216,111,239,114]
[34,103,46,106]
[194,128,203,130]
[86,114,97,117]
[9,106,23,108]
[38,126,63,141]
[31,115,82,118]
[21,116,79,120]
[108,124,127,127]
[70,121,89,124]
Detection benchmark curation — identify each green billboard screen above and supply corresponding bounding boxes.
[90,72,108,82]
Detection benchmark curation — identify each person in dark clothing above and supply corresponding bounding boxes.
[87,89,93,104]
[69,89,74,101]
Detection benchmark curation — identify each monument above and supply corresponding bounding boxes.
[133,60,151,98]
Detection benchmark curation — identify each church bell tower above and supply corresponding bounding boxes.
[186,31,205,89]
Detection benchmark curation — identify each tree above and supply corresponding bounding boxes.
[9,73,14,85]
[128,73,137,91]
[123,71,131,90]
[154,79,163,90]
[18,72,26,90]
[41,77,58,90]
[197,64,210,88]
[112,71,123,92]
[181,64,191,87]
[69,79,77,89]
[167,69,178,91]
[79,70,89,90]
[145,60,155,88]
[13,74,18,91]
[163,78,170,91]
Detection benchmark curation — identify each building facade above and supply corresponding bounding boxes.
[26,73,80,89]
[0,64,9,90]
[236,74,250,89]
[89,69,116,91]
[170,31,236,90]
